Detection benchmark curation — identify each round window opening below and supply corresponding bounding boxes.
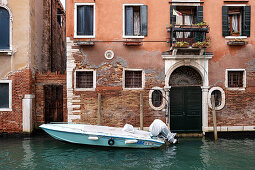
[152,90,163,108]
[212,90,222,107]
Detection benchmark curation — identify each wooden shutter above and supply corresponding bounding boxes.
[222,6,230,36]
[170,5,176,25]
[125,7,133,36]
[242,6,251,37]
[140,5,148,36]
[0,8,10,49]
[196,6,203,24]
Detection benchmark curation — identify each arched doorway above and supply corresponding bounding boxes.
[169,66,202,132]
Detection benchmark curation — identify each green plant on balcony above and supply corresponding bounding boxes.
[173,41,189,48]
[192,38,210,48]
[196,21,208,27]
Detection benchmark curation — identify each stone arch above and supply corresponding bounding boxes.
[169,66,202,86]
[165,61,208,87]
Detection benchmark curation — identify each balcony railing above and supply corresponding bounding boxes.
[167,24,210,48]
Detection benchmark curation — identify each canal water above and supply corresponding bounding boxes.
[0,135,254,170]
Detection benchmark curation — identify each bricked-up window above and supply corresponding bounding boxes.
[152,90,163,107]
[125,70,142,88]
[76,71,94,88]
[228,71,244,87]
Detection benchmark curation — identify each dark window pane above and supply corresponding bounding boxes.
[228,71,243,87]
[152,90,163,107]
[0,83,9,108]
[0,7,10,49]
[125,71,142,88]
[76,71,94,88]
[77,5,94,36]
[212,90,222,107]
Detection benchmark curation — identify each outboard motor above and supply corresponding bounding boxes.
[149,119,178,144]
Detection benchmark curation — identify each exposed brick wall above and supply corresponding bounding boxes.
[208,87,255,127]
[70,51,166,127]
[35,71,67,126]
[0,68,34,133]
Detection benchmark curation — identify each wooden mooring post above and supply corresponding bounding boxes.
[211,94,218,140]
[97,93,101,125]
[140,93,144,130]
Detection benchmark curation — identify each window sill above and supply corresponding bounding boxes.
[226,87,246,91]
[225,36,247,40]
[123,36,144,39]
[123,87,144,90]
[0,49,12,55]
[74,88,96,91]
[74,35,95,39]
[0,108,12,112]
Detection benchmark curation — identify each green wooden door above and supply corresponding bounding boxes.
[170,86,202,132]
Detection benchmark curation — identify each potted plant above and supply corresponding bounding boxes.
[227,38,248,46]
[192,38,210,48]
[173,41,189,48]
[196,21,208,28]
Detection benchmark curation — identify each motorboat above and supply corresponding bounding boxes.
[40,119,177,148]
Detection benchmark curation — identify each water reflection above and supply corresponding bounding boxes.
[0,136,254,169]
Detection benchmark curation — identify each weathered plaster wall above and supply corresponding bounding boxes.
[0,0,30,78]
[66,0,255,129]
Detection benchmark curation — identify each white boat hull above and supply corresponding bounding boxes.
[40,124,165,148]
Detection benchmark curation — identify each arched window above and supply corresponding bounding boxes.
[0,7,10,49]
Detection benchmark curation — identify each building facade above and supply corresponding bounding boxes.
[66,0,255,133]
[0,0,66,133]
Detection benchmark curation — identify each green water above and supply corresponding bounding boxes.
[0,135,254,170]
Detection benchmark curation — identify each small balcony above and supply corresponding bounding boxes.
[162,23,212,59]
[167,24,210,49]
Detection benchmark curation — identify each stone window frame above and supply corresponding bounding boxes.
[74,69,96,91]
[122,3,145,39]
[123,68,145,90]
[225,69,246,91]
[149,87,166,111]
[0,80,12,111]
[208,87,225,111]
[74,3,95,38]
[0,4,13,55]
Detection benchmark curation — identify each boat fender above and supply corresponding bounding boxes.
[108,139,114,146]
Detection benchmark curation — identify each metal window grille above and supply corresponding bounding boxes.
[228,71,243,87]
[152,90,163,107]
[76,71,93,88]
[212,90,222,107]
[125,71,142,88]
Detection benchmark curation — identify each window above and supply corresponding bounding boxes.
[0,80,12,111]
[149,87,166,110]
[75,3,95,38]
[0,7,10,49]
[208,87,225,110]
[228,71,243,87]
[170,5,204,43]
[123,4,147,37]
[57,9,63,27]
[124,70,144,89]
[225,69,246,89]
[222,6,251,37]
[75,70,96,91]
